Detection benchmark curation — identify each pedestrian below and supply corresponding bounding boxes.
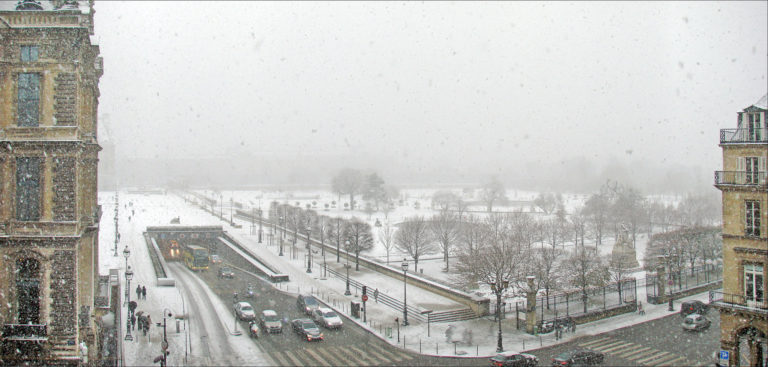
[146,315,152,335]
[571,322,576,332]
[128,301,137,319]
[136,285,141,300]
[556,324,563,340]
[130,314,136,331]
[638,301,645,315]
[138,315,146,334]
[141,286,147,300]
[374,288,379,303]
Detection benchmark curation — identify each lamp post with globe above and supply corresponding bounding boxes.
[401,259,409,326]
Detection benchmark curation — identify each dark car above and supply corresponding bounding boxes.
[291,318,323,341]
[552,349,604,366]
[297,295,320,315]
[218,266,235,279]
[489,351,538,367]
[680,300,708,317]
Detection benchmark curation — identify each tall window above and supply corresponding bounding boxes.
[744,264,764,306]
[20,45,39,62]
[747,113,763,141]
[18,73,40,127]
[16,258,41,324]
[16,157,41,221]
[745,200,761,237]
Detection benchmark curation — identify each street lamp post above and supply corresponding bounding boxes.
[156,308,172,367]
[401,259,409,326]
[123,246,131,306]
[344,241,352,295]
[230,197,234,225]
[306,225,313,273]
[258,208,263,243]
[113,193,119,257]
[279,216,284,256]
[124,266,134,341]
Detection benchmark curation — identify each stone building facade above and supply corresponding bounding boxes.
[0,0,102,364]
[713,94,767,366]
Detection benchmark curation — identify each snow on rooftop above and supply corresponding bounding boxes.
[0,0,90,14]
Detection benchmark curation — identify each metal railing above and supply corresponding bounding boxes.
[709,290,768,314]
[2,324,48,340]
[720,128,767,143]
[646,264,722,299]
[715,171,767,187]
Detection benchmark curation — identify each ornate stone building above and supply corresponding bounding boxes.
[713,94,767,366]
[0,0,102,363]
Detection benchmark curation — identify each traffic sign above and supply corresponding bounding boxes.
[361,294,368,302]
[720,350,729,360]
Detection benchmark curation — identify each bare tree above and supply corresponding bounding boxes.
[561,246,609,313]
[582,187,611,248]
[394,216,436,272]
[344,218,374,271]
[454,213,530,352]
[331,168,364,210]
[480,176,507,212]
[324,216,344,263]
[377,222,396,265]
[528,245,563,310]
[610,183,645,246]
[430,208,459,271]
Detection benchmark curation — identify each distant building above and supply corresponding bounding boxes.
[0,0,103,364]
[712,94,767,366]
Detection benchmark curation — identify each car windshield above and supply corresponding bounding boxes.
[304,297,318,305]
[323,311,337,318]
[222,267,230,271]
[302,322,317,329]
[241,305,252,311]
[264,315,279,322]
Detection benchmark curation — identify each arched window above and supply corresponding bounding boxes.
[16,258,41,324]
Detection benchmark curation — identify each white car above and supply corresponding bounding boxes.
[312,307,343,329]
[682,313,711,331]
[234,301,256,321]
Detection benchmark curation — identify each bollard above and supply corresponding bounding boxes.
[419,339,421,353]
[476,345,479,356]
[176,319,180,334]
[539,335,542,346]
[436,343,439,354]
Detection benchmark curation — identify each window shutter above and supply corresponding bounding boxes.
[738,157,746,171]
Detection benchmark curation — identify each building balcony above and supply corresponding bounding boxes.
[714,171,767,188]
[709,290,768,316]
[2,324,48,342]
[720,128,767,144]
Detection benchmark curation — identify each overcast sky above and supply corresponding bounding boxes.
[94,1,767,185]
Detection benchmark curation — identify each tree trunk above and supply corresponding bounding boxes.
[355,250,360,271]
[349,193,355,210]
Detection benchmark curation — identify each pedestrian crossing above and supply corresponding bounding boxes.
[267,342,414,366]
[578,337,700,366]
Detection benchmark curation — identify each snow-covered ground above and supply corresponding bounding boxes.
[98,189,713,365]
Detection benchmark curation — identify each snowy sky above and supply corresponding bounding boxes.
[94,1,767,180]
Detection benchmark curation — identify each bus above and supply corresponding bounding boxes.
[183,245,210,271]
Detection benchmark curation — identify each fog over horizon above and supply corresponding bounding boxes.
[94,2,767,194]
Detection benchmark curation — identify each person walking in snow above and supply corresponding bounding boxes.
[130,314,136,331]
[141,286,147,300]
[136,285,142,301]
[145,314,152,336]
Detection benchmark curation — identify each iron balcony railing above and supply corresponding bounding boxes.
[720,128,767,144]
[2,324,48,341]
[709,290,768,315]
[714,171,767,187]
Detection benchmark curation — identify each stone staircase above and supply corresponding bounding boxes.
[48,335,78,360]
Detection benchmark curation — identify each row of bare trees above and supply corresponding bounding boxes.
[269,202,374,270]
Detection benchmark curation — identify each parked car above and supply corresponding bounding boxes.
[260,310,283,334]
[312,307,344,329]
[539,316,575,334]
[218,266,235,279]
[680,300,708,317]
[552,349,604,366]
[682,313,711,331]
[489,351,538,367]
[234,302,256,321]
[291,318,323,341]
[210,254,222,264]
[297,295,320,315]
